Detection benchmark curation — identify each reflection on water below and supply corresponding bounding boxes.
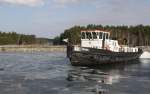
[0,52,149,94]
[67,67,120,85]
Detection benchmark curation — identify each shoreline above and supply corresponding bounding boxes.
[0,45,149,53]
[0,45,66,52]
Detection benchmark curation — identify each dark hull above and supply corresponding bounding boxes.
[69,48,143,66]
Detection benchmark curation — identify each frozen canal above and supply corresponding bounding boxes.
[0,52,150,94]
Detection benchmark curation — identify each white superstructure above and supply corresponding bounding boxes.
[81,30,138,52]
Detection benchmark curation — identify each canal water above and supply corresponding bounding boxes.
[0,52,149,94]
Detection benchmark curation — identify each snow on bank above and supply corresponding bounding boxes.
[140,51,150,58]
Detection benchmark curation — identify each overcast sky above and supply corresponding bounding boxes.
[0,0,150,38]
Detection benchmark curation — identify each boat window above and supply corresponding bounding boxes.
[81,32,86,39]
[86,32,92,39]
[103,33,106,39]
[99,32,103,39]
[106,33,109,39]
[92,32,97,39]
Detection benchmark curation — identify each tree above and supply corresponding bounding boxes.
[57,24,150,46]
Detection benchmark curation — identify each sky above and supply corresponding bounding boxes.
[0,0,150,38]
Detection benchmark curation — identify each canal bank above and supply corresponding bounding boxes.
[0,45,66,52]
[0,45,149,53]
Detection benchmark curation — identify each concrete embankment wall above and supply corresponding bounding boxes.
[0,45,66,52]
[138,46,150,52]
[0,45,149,53]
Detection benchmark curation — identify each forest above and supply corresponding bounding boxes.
[0,31,52,45]
[54,24,150,46]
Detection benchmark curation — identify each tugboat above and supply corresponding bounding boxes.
[67,30,143,66]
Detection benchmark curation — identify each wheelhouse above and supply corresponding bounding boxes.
[81,30,110,40]
[81,30,110,49]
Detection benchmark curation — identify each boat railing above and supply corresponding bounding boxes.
[119,47,139,52]
[73,45,140,53]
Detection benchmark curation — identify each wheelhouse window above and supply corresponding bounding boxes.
[86,32,92,39]
[81,32,86,39]
[106,33,109,39]
[99,32,103,39]
[92,32,97,39]
[103,33,106,39]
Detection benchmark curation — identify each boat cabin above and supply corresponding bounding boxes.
[80,30,138,52]
[81,30,119,52]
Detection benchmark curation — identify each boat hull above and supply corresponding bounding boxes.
[69,49,143,66]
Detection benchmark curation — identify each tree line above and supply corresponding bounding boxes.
[54,24,150,46]
[0,32,36,45]
[0,31,56,45]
